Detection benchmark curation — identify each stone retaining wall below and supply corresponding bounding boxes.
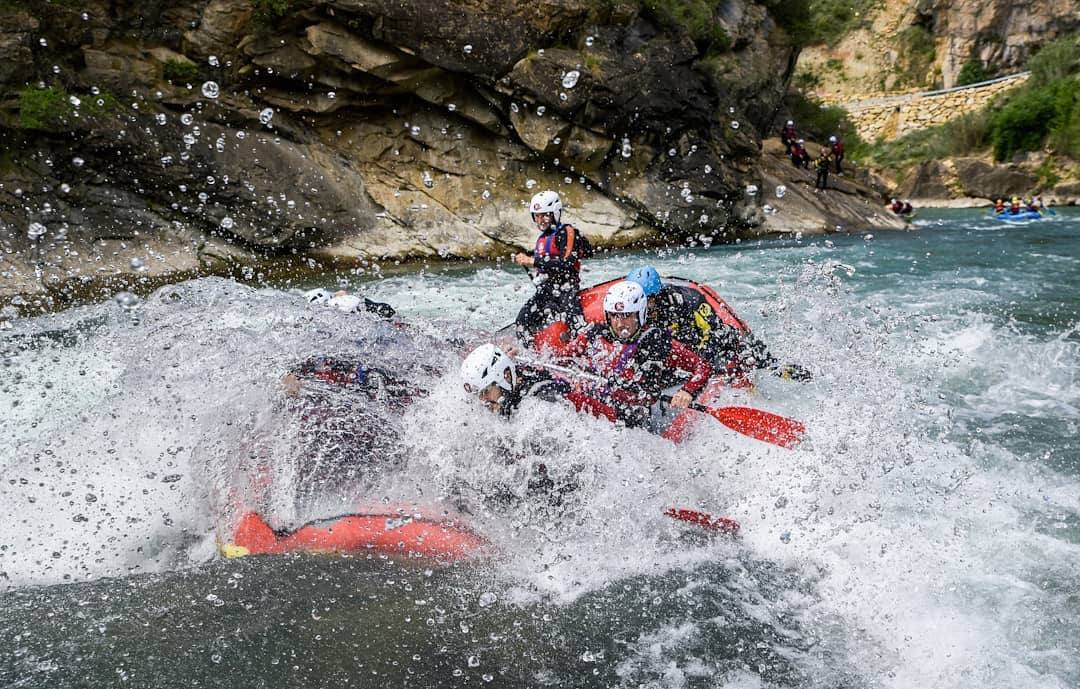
[832,73,1029,142]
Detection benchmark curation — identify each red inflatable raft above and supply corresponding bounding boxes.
[220,510,486,561]
[529,275,754,444]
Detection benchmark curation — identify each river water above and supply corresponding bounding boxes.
[1,208,1077,688]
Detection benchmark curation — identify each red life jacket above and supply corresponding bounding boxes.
[534,223,581,274]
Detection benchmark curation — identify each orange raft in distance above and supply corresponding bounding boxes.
[220,510,487,561]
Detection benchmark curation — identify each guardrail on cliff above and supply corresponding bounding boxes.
[831,72,1030,142]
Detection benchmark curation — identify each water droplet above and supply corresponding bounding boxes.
[72,157,85,167]
[130,257,145,271]
[536,106,546,117]
[704,164,712,174]
[730,120,740,130]
[182,133,196,146]
[52,65,61,74]
[180,113,194,126]
[208,55,219,67]
[780,531,791,543]
[156,113,167,125]
[775,185,787,198]
[482,674,493,682]
[160,155,173,165]
[59,183,71,194]
[220,216,235,230]
[210,653,222,664]
[463,44,473,55]
[215,137,226,152]
[467,656,480,668]
[561,70,580,89]
[680,187,692,198]
[39,37,47,47]
[447,103,457,112]
[113,292,140,309]
[585,35,595,47]
[327,91,336,99]
[525,179,536,190]
[422,171,434,188]
[559,92,568,101]
[864,233,874,241]
[236,131,246,140]
[68,95,81,107]
[745,184,758,196]
[201,81,220,99]
[410,125,421,137]
[481,189,491,199]
[668,148,677,157]
[81,12,89,20]
[620,139,632,158]
[27,222,46,239]
[478,592,497,608]
[258,108,274,125]
[90,86,100,95]
[582,651,596,662]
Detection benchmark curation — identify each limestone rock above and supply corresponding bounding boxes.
[953,157,1038,199]
[184,0,254,60]
[0,12,37,85]
[323,0,592,77]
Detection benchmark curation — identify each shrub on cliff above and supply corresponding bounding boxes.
[784,91,862,146]
[639,0,732,55]
[989,39,1080,162]
[1027,38,1080,84]
[956,59,991,87]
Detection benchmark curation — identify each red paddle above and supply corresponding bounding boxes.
[518,357,806,448]
[664,507,740,535]
[663,396,806,449]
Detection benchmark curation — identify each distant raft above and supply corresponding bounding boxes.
[994,209,1044,222]
[220,510,486,561]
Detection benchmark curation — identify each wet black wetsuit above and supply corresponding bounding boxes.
[499,365,573,417]
[516,222,590,340]
[650,285,777,378]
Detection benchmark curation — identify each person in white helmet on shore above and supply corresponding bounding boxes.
[555,280,713,428]
[513,190,592,344]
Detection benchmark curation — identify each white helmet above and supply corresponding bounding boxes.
[328,294,362,313]
[603,280,648,327]
[529,190,562,224]
[461,344,516,394]
[304,288,332,304]
[829,135,837,143]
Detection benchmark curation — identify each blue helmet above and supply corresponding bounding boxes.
[626,266,662,296]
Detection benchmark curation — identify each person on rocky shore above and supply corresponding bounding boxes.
[790,139,811,169]
[780,120,798,155]
[513,190,592,343]
[829,135,845,174]
[814,146,832,191]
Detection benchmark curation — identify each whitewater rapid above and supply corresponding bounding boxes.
[2,212,1078,688]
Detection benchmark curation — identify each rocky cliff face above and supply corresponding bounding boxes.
[799,0,1080,98]
[0,0,890,313]
[930,0,1080,87]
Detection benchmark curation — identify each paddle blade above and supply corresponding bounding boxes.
[664,508,740,536]
[707,405,805,448]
